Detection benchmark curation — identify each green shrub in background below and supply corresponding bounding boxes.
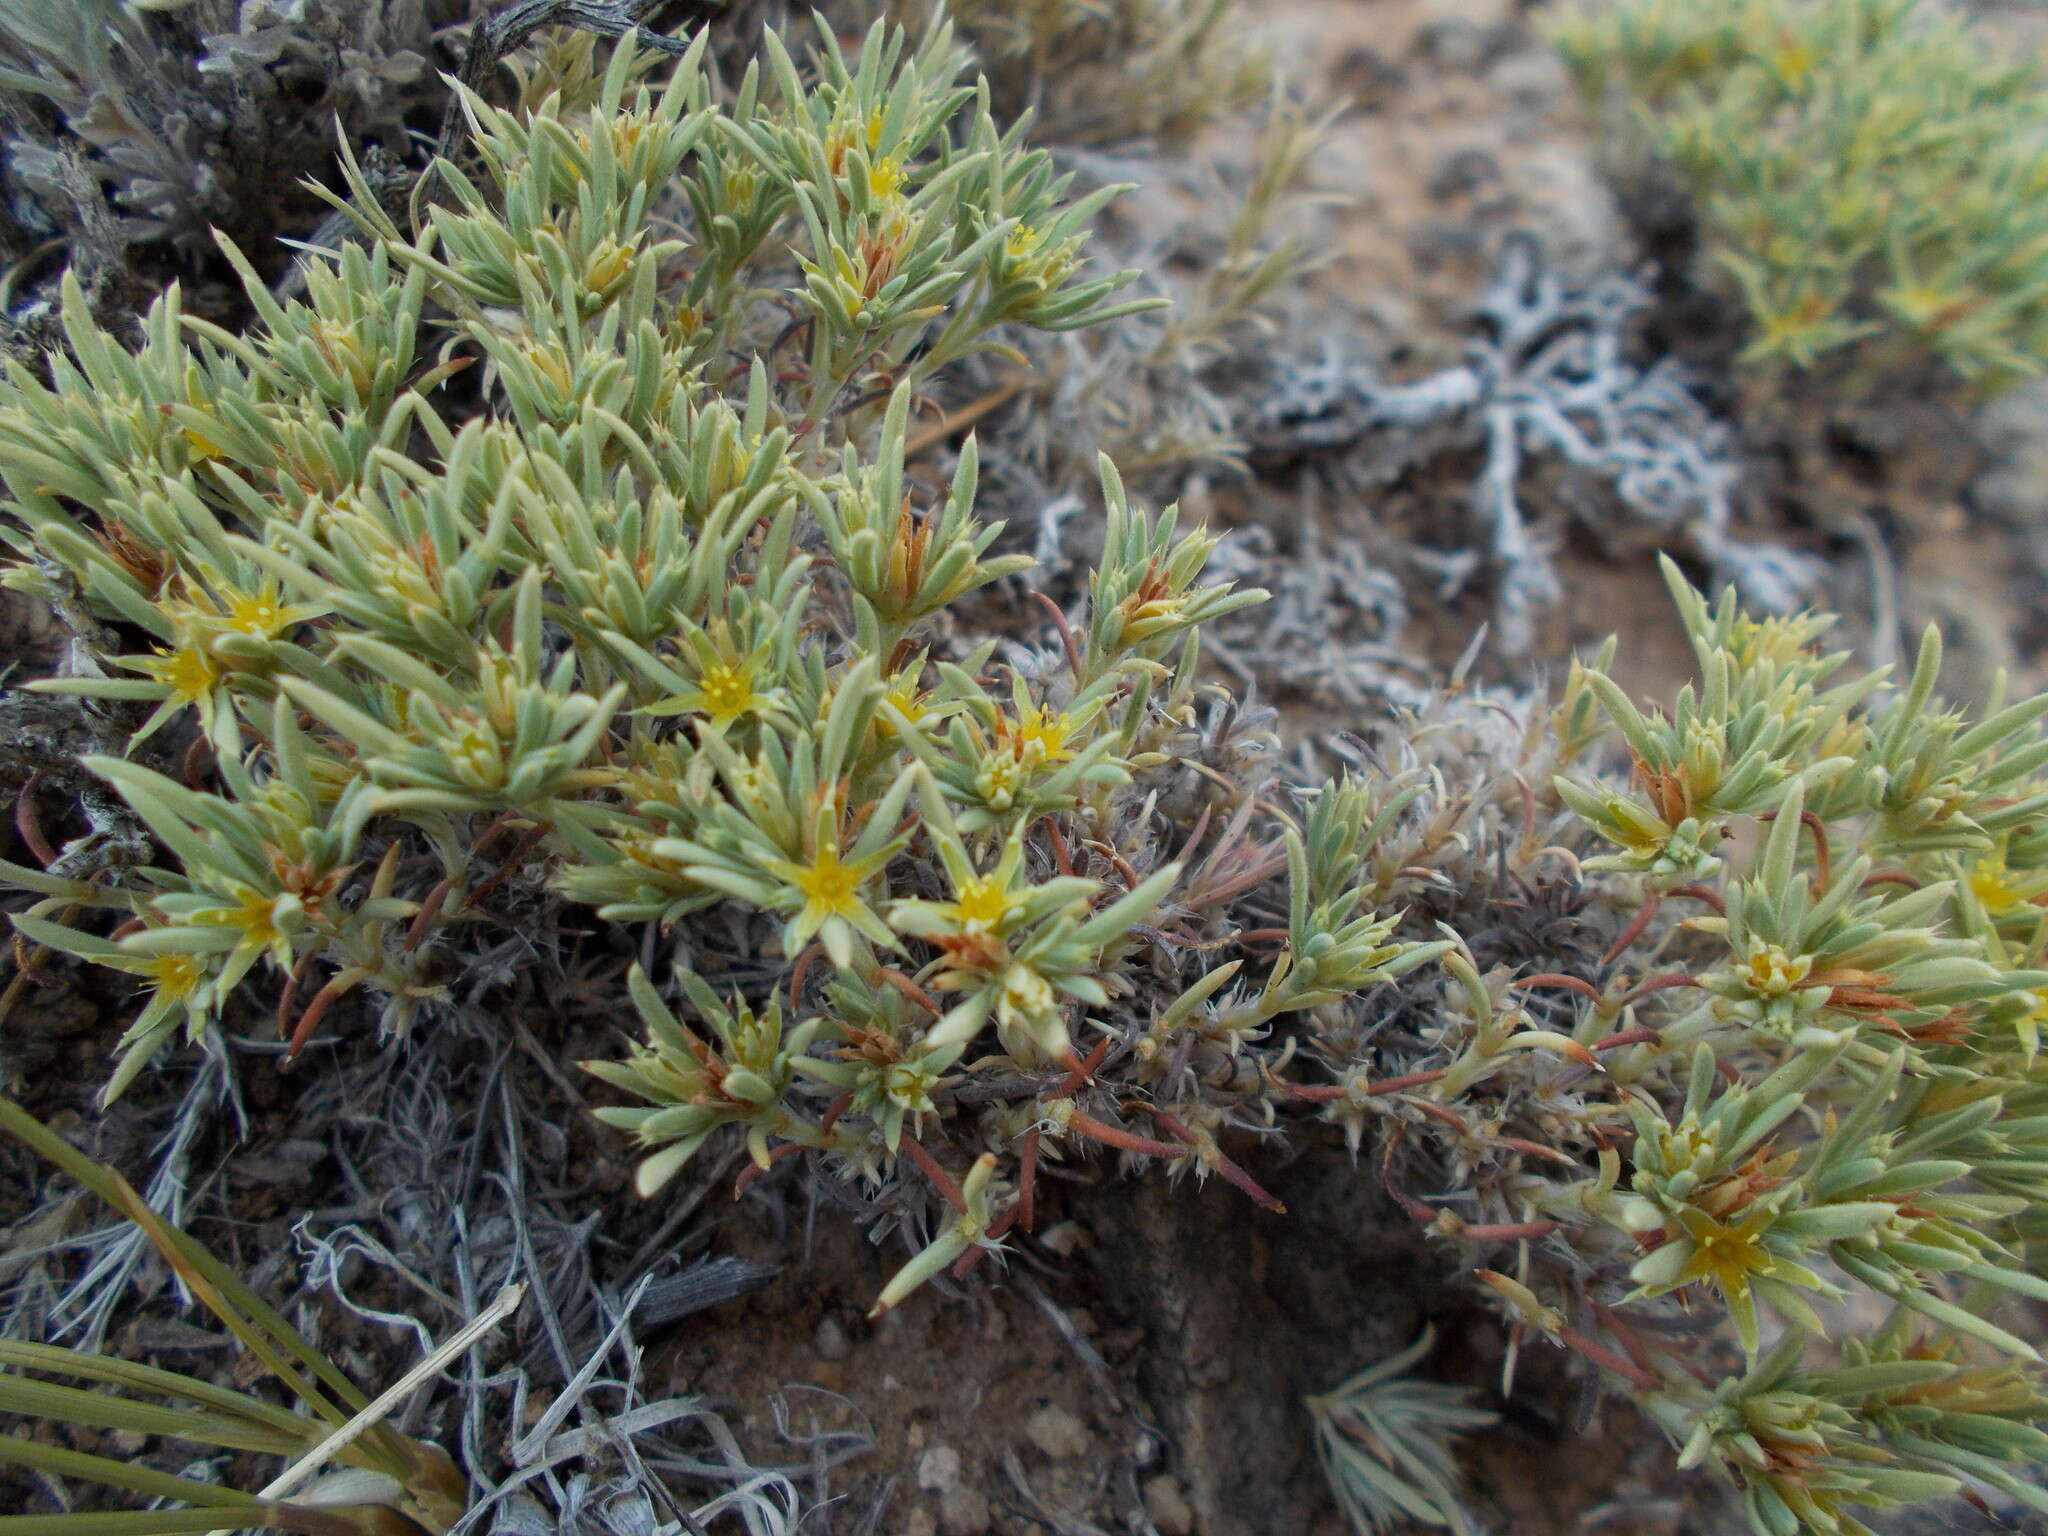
[1553,0,2048,386]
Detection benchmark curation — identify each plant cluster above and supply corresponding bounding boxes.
[8,12,2048,1536]
[0,0,470,286]
[888,0,1268,146]
[1308,1325,1498,1536]
[1362,571,2048,1536]
[1553,0,2048,385]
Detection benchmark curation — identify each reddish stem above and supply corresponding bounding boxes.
[734,1142,806,1198]
[1086,840,1143,893]
[403,877,453,953]
[11,778,53,868]
[1556,1322,1660,1390]
[818,1090,855,1139]
[1665,883,1726,914]
[1454,1219,1558,1242]
[1379,1125,1437,1225]
[1602,893,1662,966]
[285,973,354,1061]
[274,950,317,1039]
[1591,1302,1661,1380]
[1043,817,1075,878]
[1054,1037,1110,1097]
[1065,1110,1184,1160]
[1802,811,1832,890]
[469,810,518,859]
[1513,773,1539,850]
[1491,1136,1578,1168]
[901,1136,968,1215]
[1031,591,1085,679]
[1364,1069,1447,1097]
[462,822,549,912]
[181,736,213,793]
[880,967,943,1017]
[1595,1026,1662,1052]
[1410,1098,1473,1135]
[1146,1108,1286,1215]
[1170,804,1214,874]
[1513,973,1602,1001]
[1233,926,1290,946]
[1278,1082,1351,1102]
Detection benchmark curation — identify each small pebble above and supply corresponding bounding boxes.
[1486,49,1570,114]
[904,1512,937,1536]
[1131,1429,1164,1471]
[1414,20,1491,72]
[1025,1403,1091,1461]
[917,1445,962,1492]
[1144,1475,1196,1536]
[1331,45,1408,110]
[814,1314,850,1361]
[1427,147,1502,202]
[1037,1220,1090,1256]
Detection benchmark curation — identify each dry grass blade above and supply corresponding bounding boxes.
[0,1096,469,1534]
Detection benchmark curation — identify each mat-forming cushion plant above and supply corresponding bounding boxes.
[1554,0,2048,386]
[9,17,2048,1536]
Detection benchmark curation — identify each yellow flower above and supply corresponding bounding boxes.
[1741,938,1813,999]
[696,662,762,726]
[215,887,291,956]
[1769,42,1816,89]
[1007,705,1076,768]
[640,628,787,731]
[882,675,931,726]
[795,847,860,919]
[220,580,317,639]
[948,877,1010,933]
[143,951,203,1002]
[1967,842,2047,918]
[1632,1203,1825,1355]
[1972,855,2026,915]
[768,841,900,968]
[144,643,221,706]
[867,156,906,201]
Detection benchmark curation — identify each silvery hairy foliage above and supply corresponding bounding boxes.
[1245,234,1823,653]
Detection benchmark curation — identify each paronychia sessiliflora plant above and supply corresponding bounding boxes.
[8,14,2048,1536]
[1552,0,2048,385]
